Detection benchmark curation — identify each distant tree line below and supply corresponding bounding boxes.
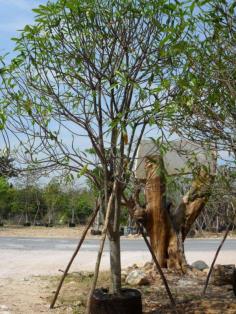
[0,176,95,226]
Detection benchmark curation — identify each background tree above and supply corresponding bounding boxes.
[196,166,236,233]
[0,149,18,225]
[43,178,61,225]
[60,184,95,225]
[0,176,12,224]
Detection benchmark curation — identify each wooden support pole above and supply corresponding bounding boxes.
[202,223,231,295]
[50,202,100,309]
[86,181,117,314]
[138,223,178,313]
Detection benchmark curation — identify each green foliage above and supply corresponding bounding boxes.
[0,177,12,219]
[0,176,9,193]
[0,175,95,224]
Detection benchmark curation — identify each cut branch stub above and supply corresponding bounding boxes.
[173,168,215,240]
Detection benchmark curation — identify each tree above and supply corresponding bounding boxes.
[0,150,18,224]
[0,176,12,223]
[197,166,236,232]
[61,185,95,224]
[0,0,208,293]
[43,179,61,225]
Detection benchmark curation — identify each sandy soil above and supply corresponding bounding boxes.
[0,276,58,314]
[1,225,235,239]
[0,225,90,239]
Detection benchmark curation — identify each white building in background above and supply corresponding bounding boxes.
[134,139,216,180]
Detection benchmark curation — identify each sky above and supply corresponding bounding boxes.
[0,0,47,58]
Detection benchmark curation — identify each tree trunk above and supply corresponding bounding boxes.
[107,182,122,293]
[143,158,187,271]
[109,234,121,293]
[135,158,214,272]
[144,158,169,268]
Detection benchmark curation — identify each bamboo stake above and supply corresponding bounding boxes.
[50,202,100,309]
[202,223,231,295]
[85,181,117,314]
[138,223,178,313]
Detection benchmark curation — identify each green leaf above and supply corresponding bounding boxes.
[78,165,88,177]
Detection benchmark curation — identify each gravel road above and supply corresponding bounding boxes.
[1,237,236,278]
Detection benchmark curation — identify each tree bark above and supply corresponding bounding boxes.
[144,158,169,268]
[134,158,214,272]
[108,183,122,294]
[109,234,121,293]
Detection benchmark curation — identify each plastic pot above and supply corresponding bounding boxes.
[90,288,142,314]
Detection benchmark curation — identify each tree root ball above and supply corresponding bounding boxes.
[90,288,142,314]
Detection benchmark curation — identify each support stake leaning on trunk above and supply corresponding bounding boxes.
[138,222,178,313]
[86,180,118,314]
[50,201,100,309]
[202,223,231,296]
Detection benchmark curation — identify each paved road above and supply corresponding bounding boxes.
[1,236,236,252]
[1,237,236,278]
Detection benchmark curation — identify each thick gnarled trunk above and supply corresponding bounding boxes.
[144,159,170,268]
[134,159,214,272]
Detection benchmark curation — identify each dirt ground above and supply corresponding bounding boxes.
[0,226,141,314]
[1,225,235,239]
[0,276,57,314]
[0,225,91,239]
[1,226,236,313]
[1,268,236,314]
